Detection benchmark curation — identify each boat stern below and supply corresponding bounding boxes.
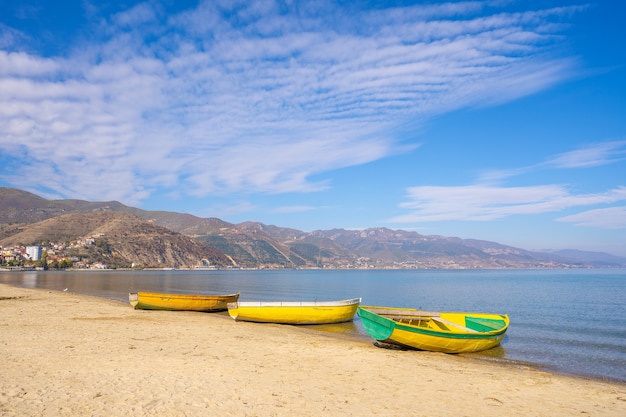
[129,292,139,308]
[357,306,396,341]
[227,302,239,320]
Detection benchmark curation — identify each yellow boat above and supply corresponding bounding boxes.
[227,298,361,324]
[129,291,240,312]
[358,306,509,353]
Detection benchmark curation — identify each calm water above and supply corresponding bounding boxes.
[1,268,625,383]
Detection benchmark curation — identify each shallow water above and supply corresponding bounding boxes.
[1,268,624,382]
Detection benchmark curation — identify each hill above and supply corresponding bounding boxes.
[0,210,230,269]
[1,187,625,269]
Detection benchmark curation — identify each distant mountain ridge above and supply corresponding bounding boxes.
[1,187,624,269]
[540,249,626,268]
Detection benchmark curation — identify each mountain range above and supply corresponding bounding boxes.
[1,187,625,269]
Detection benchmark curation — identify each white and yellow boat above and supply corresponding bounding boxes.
[358,306,509,353]
[227,298,361,324]
[129,291,240,312]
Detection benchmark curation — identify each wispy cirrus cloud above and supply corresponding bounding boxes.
[393,140,626,227]
[478,140,626,183]
[0,0,583,204]
[391,184,626,223]
[557,207,626,228]
[545,140,626,168]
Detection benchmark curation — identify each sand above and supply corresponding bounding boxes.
[1,284,624,417]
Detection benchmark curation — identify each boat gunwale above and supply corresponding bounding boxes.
[132,291,241,300]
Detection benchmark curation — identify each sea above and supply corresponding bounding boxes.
[1,268,624,383]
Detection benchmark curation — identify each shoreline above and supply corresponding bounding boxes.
[8,287,623,385]
[2,279,625,385]
[1,275,624,385]
[1,284,625,416]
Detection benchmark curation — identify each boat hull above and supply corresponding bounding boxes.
[129,291,240,312]
[228,298,361,324]
[358,306,509,353]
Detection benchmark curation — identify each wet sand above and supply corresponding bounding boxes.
[1,284,625,416]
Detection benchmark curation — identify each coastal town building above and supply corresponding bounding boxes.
[26,246,42,261]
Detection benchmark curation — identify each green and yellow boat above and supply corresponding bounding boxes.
[228,298,361,324]
[358,306,509,353]
[129,291,240,312]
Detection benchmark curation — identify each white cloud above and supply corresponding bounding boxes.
[478,140,626,183]
[112,2,160,27]
[392,185,626,222]
[545,140,626,169]
[0,0,583,204]
[0,51,60,76]
[558,207,626,229]
[394,138,626,227]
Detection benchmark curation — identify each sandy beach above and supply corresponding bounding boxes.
[1,284,624,417]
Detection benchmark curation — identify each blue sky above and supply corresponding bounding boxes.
[1,1,625,256]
